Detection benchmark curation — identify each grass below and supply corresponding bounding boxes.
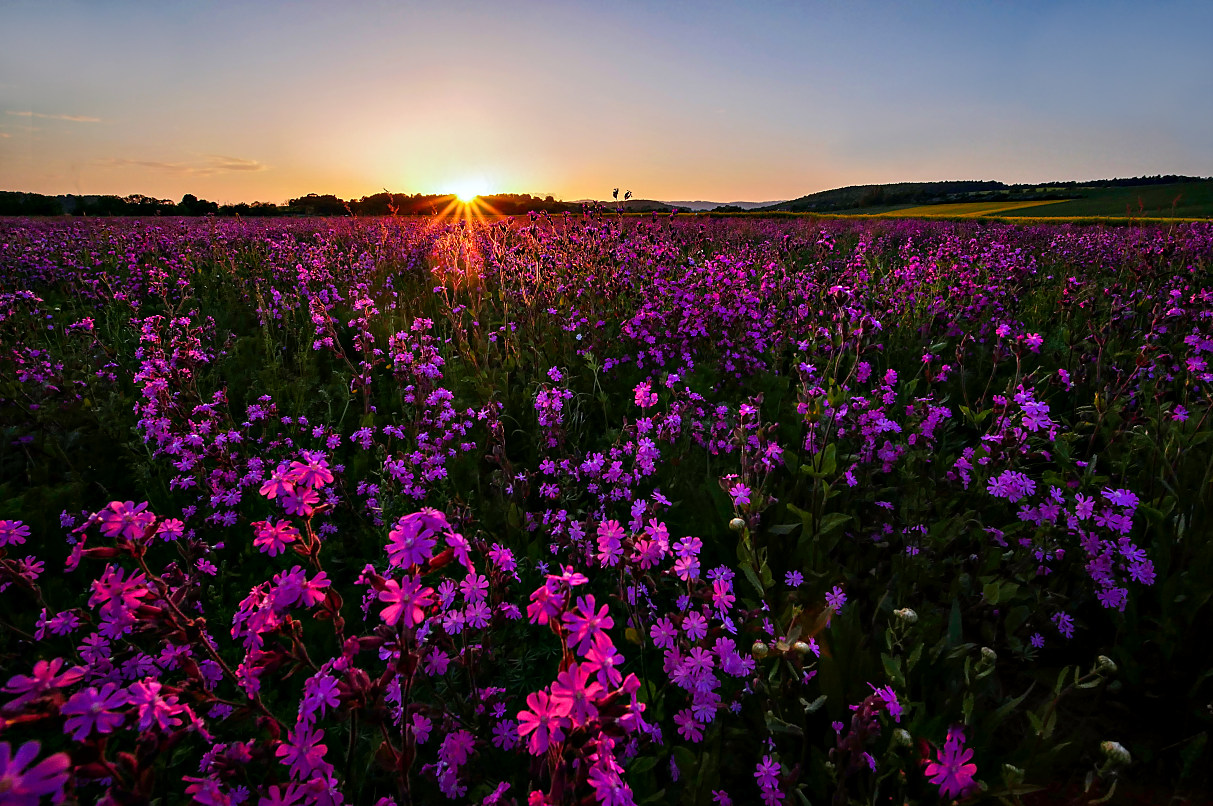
[990,181,1213,218]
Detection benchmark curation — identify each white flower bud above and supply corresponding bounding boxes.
[894,608,918,624]
[729,517,746,532]
[1100,740,1131,765]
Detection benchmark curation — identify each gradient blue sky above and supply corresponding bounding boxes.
[2,0,1211,203]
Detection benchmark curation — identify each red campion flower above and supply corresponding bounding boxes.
[925,726,978,800]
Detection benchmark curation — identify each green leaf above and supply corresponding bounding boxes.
[983,582,1000,606]
[948,598,963,646]
[881,653,905,688]
[628,754,661,775]
[742,564,766,598]
[817,512,851,537]
[801,694,828,714]
[766,712,805,737]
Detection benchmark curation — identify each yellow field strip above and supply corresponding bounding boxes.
[875,200,1073,217]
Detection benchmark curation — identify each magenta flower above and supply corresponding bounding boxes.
[563,595,615,656]
[4,658,86,709]
[386,510,445,569]
[925,726,978,800]
[728,482,751,507]
[674,708,703,742]
[259,463,296,499]
[253,519,300,557]
[682,611,708,642]
[584,634,625,688]
[517,690,571,755]
[128,678,184,732]
[97,500,155,541]
[60,682,128,740]
[0,741,70,805]
[379,575,435,628]
[276,723,332,780]
[280,487,319,516]
[549,663,603,726]
[289,451,334,488]
[651,617,678,649]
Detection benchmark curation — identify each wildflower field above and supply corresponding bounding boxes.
[1,212,1211,805]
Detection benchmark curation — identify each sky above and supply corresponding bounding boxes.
[1,0,1211,204]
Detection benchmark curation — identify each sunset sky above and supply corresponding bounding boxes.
[2,0,1211,204]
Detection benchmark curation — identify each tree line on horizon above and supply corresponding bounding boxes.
[0,190,585,217]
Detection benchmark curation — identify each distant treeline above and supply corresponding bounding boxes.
[0,191,584,217]
[764,175,1213,213]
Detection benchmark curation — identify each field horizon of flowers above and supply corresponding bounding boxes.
[1,212,1211,805]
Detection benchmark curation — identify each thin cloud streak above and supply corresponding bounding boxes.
[5,110,101,122]
[98,155,268,176]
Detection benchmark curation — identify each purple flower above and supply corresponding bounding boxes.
[0,520,31,548]
[728,482,751,507]
[825,585,847,613]
[60,683,128,740]
[0,741,71,805]
[924,726,978,800]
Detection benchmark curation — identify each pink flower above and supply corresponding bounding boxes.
[97,500,155,541]
[253,520,300,557]
[128,678,184,732]
[682,611,708,642]
[3,658,86,710]
[289,451,334,488]
[259,463,296,499]
[674,708,703,742]
[650,617,677,650]
[280,487,319,517]
[0,741,70,805]
[583,634,625,689]
[549,663,603,726]
[728,482,751,507]
[276,723,332,780]
[925,726,978,800]
[386,510,446,569]
[517,690,571,755]
[440,729,475,767]
[379,576,435,628]
[563,595,614,656]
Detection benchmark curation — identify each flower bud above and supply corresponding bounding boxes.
[1096,655,1117,675]
[751,641,769,659]
[729,517,746,532]
[791,641,811,658]
[1100,740,1131,766]
[892,728,912,748]
[981,647,997,663]
[893,608,918,624]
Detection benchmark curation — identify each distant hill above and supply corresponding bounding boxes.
[661,200,788,211]
[759,176,1213,216]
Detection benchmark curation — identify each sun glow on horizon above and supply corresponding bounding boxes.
[449,176,495,204]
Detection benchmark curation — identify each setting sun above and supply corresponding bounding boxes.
[450,178,493,203]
